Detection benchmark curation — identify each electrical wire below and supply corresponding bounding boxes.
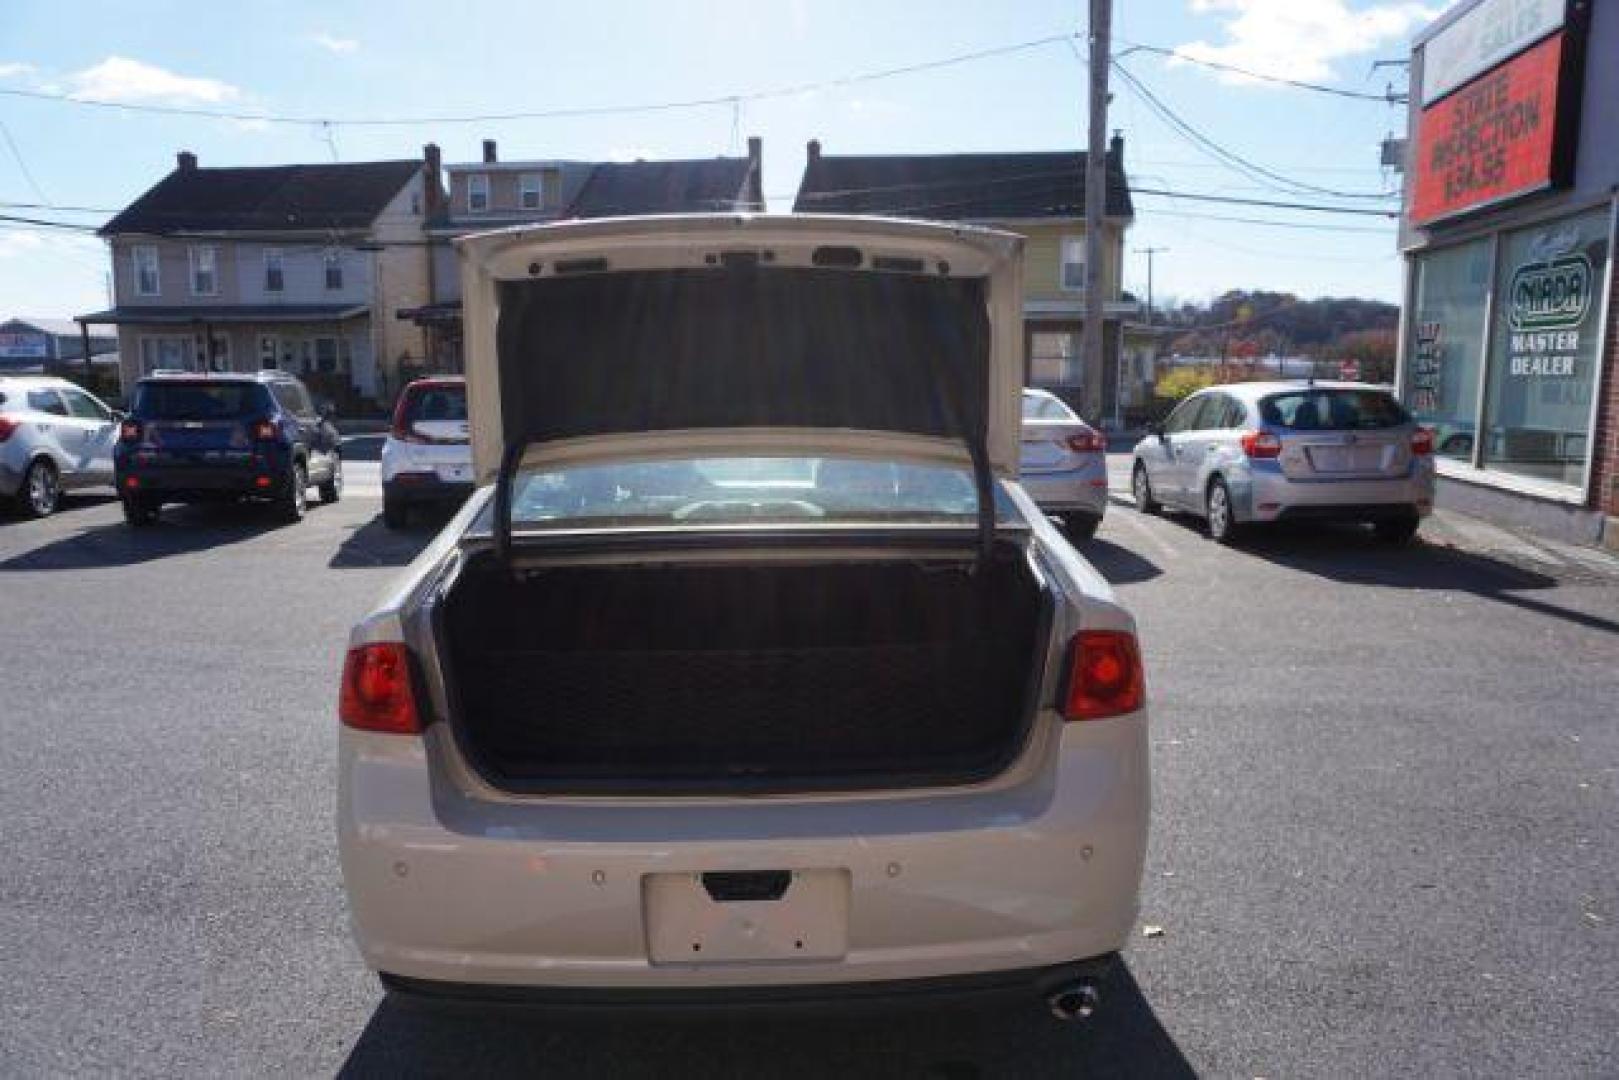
[1114,39,1406,103]
[0,119,52,204]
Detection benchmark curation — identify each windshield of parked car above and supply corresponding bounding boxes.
[132,381,272,420]
[1022,393,1078,421]
[1260,389,1410,431]
[490,456,1011,529]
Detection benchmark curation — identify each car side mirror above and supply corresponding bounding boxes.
[1149,422,1167,442]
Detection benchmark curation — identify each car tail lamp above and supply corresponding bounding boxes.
[1411,428,1434,456]
[1240,430,1283,459]
[250,418,278,441]
[0,416,17,442]
[1063,630,1145,721]
[118,419,143,443]
[339,642,422,735]
[1063,429,1107,454]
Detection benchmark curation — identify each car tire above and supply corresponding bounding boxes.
[1373,515,1420,545]
[1131,463,1160,514]
[122,496,159,527]
[382,497,409,530]
[319,456,343,505]
[1205,477,1244,545]
[1061,512,1100,541]
[16,458,61,518]
[278,460,308,524]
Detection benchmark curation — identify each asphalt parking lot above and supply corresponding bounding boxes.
[1,449,1615,1077]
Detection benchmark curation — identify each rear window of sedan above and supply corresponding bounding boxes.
[1260,389,1410,431]
[401,384,467,424]
[1022,394,1076,421]
[132,381,272,420]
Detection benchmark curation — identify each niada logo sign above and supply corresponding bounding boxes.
[1509,253,1591,331]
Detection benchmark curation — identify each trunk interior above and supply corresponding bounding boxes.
[437,545,1048,794]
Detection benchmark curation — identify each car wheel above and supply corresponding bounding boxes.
[319,456,343,504]
[382,497,409,530]
[16,458,61,518]
[278,460,308,523]
[1205,477,1243,545]
[1374,515,1420,545]
[122,496,159,527]
[1131,463,1160,514]
[1061,512,1100,541]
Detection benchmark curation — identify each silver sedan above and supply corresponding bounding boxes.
[1020,388,1109,539]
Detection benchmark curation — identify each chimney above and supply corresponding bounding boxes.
[746,136,763,209]
[176,150,198,172]
[806,139,822,164]
[422,143,443,220]
[482,139,497,164]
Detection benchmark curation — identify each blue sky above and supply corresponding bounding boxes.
[0,0,1444,319]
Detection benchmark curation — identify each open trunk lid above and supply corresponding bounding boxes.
[456,215,1024,489]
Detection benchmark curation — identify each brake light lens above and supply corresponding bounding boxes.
[249,418,278,441]
[0,416,18,442]
[118,419,143,443]
[1063,630,1145,721]
[1411,427,1434,456]
[339,642,422,734]
[1240,430,1283,459]
[1063,429,1107,454]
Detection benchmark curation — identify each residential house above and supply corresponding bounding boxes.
[80,150,441,410]
[398,137,766,372]
[792,137,1138,425]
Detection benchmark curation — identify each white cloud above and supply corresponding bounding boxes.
[65,56,240,105]
[311,33,359,54]
[0,231,46,259]
[1175,0,1439,85]
[0,61,35,79]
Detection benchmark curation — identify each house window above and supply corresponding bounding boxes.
[1030,331,1080,386]
[324,250,343,290]
[258,335,280,369]
[189,245,218,296]
[468,173,490,212]
[138,336,191,373]
[133,245,160,297]
[519,173,542,210]
[264,249,284,293]
[1060,237,1086,291]
[519,170,559,210]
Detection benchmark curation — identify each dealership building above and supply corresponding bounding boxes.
[1397,0,1619,548]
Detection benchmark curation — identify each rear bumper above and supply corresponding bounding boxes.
[1233,460,1435,523]
[115,465,291,501]
[0,461,22,498]
[1020,467,1109,518]
[383,475,475,506]
[337,715,1149,990]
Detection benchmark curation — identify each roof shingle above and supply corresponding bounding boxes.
[101,160,423,235]
[569,158,759,218]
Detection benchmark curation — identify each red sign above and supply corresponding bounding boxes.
[1412,31,1565,225]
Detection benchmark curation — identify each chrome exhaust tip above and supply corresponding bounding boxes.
[1046,980,1101,1021]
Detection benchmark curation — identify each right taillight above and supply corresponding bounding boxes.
[0,416,18,442]
[1411,427,1434,456]
[119,419,143,443]
[1240,430,1282,459]
[339,642,422,734]
[1063,630,1145,721]
[1063,429,1107,454]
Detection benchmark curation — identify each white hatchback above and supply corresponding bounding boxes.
[337,215,1150,1020]
[379,376,473,529]
[0,376,120,517]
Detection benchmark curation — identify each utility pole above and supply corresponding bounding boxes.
[1134,246,1167,325]
[1081,0,1112,425]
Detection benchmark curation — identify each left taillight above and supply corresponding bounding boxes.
[1411,427,1434,456]
[118,419,143,443]
[1063,429,1108,454]
[0,416,18,442]
[339,642,422,734]
[1062,630,1145,721]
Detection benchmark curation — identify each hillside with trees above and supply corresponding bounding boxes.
[1152,290,1399,381]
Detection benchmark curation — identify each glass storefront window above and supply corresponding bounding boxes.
[1404,238,1492,460]
[1481,207,1610,489]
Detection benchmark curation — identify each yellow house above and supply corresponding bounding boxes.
[794,137,1138,424]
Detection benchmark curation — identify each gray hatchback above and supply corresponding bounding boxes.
[1130,381,1436,544]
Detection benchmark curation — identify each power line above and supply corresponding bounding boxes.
[1133,206,1395,234]
[1130,186,1395,217]
[1110,59,1399,202]
[0,33,1078,128]
[1,200,117,213]
[1114,39,1405,103]
[0,119,52,204]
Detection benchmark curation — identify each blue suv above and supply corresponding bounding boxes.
[114,371,343,527]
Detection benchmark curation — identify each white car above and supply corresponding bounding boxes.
[1020,388,1109,539]
[0,375,120,517]
[1130,381,1436,544]
[337,215,1149,1020]
[380,376,473,529]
